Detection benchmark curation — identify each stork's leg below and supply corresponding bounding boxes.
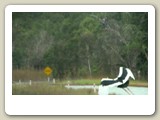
[126,87,134,95]
[123,88,131,95]
[123,87,134,95]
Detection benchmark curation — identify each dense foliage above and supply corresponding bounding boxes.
[12,12,148,80]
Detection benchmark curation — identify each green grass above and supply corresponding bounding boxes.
[59,79,100,85]
[12,82,97,95]
[13,69,148,87]
[58,79,148,87]
[12,79,147,95]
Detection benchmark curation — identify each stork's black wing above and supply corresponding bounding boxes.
[101,80,118,86]
[118,80,129,88]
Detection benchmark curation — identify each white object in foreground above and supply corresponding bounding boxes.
[98,67,135,95]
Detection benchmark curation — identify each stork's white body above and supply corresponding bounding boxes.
[98,67,135,95]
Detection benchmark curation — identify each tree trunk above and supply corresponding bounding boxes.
[87,55,92,78]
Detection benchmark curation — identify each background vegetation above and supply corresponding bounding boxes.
[12,12,148,81]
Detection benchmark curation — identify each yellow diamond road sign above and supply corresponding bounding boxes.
[44,66,52,76]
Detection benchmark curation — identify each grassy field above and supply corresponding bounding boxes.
[61,79,148,87]
[12,82,97,95]
[13,69,148,86]
[12,69,148,95]
[12,79,147,95]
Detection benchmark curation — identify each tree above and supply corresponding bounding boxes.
[12,12,148,80]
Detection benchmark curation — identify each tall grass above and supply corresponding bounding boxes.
[13,68,48,81]
[13,69,148,86]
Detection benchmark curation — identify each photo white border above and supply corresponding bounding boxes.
[5,5,155,115]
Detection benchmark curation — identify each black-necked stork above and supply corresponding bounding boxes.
[98,67,135,95]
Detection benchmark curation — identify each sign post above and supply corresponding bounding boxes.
[44,66,52,82]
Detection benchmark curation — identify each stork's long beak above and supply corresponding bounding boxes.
[126,68,135,80]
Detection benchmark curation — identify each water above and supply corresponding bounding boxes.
[65,85,148,95]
